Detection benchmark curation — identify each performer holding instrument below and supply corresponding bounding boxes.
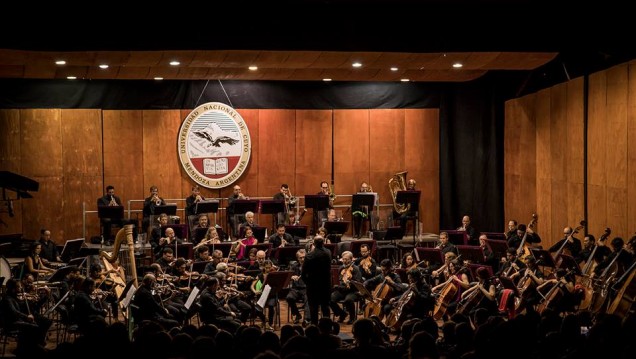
[330,251,362,325]
[185,185,205,217]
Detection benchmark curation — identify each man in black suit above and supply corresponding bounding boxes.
[132,274,180,330]
[267,223,297,248]
[142,185,166,233]
[199,277,241,333]
[302,236,332,325]
[97,185,124,241]
[286,249,309,325]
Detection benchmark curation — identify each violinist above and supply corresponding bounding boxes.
[150,213,170,255]
[250,259,277,330]
[286,249,309,325]
[330,251,362,325]
[354,244,378,281]
[72,277,108,334]
[169,257,203,292]
[431,260,470,317]
[459,266,497,318]
[363,259,407,316]
[155,247,175,272]
[199,276,242,333]
[131,274,180,329]
[194,245,212,263]
[20,273,50,312]
[203,249,228,275]
[216,272,251,323]
[0,278,52,353]
[147,263,188,323]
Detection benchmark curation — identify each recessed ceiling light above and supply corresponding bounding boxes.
[154,77,164,81]
[67,76,76,80]
[99,64,109,69]
[248,65,258,71]
[55,60,66,65]
[169,61,180,66]
[352,62,362,68]
[323,78,332,82]
[452,62,463,68]
[390,67,398,71]
[400,78,410,82]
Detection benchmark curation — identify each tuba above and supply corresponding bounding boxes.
[389,171,410,214]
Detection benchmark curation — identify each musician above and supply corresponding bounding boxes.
[245,248,262,270]
[38,228,61,263]
[302,235,332,325]
[185,185,205,217]
[352,182,377,238]
[389,268,434,320]
[193,214,209,232]
[226,185,247,238]
[267,223,297,248]
[97,185,126,241]
[479,234,498,271]
[215,271,252,323]
[155,247,175,272]
[313,181,332,235]
[459,266,498,317]
[143,185,166,233]
[364,259,407,314]
[354,244,378,281]
[576,234,597,264]
[20,273,50,312]
[72,277,108,334]
[437,231,458,258]
[507,223,541,250]
[0,278,52,353]
[203,249,226,275]
[131,273,180,330]
[330,251,362,325]
[89,264,120,320]
[548,226,582,258]
[154,227,184,259]
[432,260,470,317]
[273,183,292,227]
[24,242,54,279]
[250,259,277,331]
[536,268,578,314]
[286,249,309,325]
[512,256,544,312]
[194,245,211,262]
[457,215,478,245]
[151,213,170,254]
[147,263,189,323]
[396,179,417,235]
[238,211,257,238]
[593,237,632,277]
[496,248,526,278]
[199,276,242,333]
[432,252,459,284]
[231,226,258,260]
[200,226,222,246]
[505,220,518,240]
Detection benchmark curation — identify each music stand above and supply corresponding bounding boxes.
[97,205,124,220]
[209,242,233,258]
[260,200,285,229]
[245,243,273,257]
[191,261,207,274]
[175,243,194,259]
[395,190,421,243]
[530,248,556,268]
[194,227,209,244]
[444,230,469,246]
[350,280,373,301]
[413,247,444,267]
[483,232,507,241]
[46,265,77,284]
[456,245,486,264]
[385,226,404,244]
[274,245,303,269]
[285,225,308,240]
[324,221,350,244]
[232,200,259,216]
[194,200,219,215]
[485,239,508,263]
[377,226,404,263]
[324,243,337,258]
[556,254,582,275]
[60,238,86,262]
[153,204,177,216]
[262,270,293,298]
[467,264,493,281]
[352,193,375,213]
[304,195,330,212]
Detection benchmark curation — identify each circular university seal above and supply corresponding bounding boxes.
[178,102,251,189]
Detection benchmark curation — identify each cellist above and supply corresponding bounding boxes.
[458,266,498,318]
[432,260,470,319]
[363,259,407,317]
[386,268,434,325]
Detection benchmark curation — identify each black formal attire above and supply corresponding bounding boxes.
[198,287,241,333]
[496,258,526,279]
[39,239,60,263]
[301,244,332,325]
[142,195,166,233]
[458,225,478,246]
[352,192,376,238]
[549,236,582,258]
[273,192,288,226]
[131,284,179,330]
[286,260,309,322]
[153,236,184,259]
[364,271,407,315]
[0,292,52,350]
[268,232,296,248]
[401,280,434,320]
[97,194,125,240]
[507,231,542,250]
[354,256,378,281]
[329,264,362,323]
[227,194,243,238]
[72,290,107,334]
[185,194,205,218]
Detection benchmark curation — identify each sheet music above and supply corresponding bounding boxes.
[256,284,271,310]
[121,284,137,308]
[185,286,200,310]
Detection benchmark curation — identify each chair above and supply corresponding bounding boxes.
[0,325,19,357]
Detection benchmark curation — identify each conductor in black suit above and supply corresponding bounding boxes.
[302,236,332,325]
[97,185,124,241]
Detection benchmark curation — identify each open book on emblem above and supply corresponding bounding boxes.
[203,158,228,175]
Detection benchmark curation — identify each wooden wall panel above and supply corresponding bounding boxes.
[103,110,144,214]
[535,89,551,242]
[61,109,103,241]
[587,71,608,237]
[295,110,332,198]
[549,83,568,244]
[334,109,369,195]
[566,79,585,230]
[628,62,636,234]
[21,177,64,241]
[0,110,23,235]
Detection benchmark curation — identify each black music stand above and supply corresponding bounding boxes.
[194,227,209,244]
[263,270,293,298]
[47,265,78,284]
[324,243,337,257]
[483,232,507,241]
[252,226,267,243]
[443,230,469,246]
[324,221,350,244]
[467,264,493,281]
[377,226,404,263]
[305,194,330,234]
[97,205,124,220]
[245,243,273,257]
[209,242,233,258]
[395,190,421,243]
[530,248,556,269]
[485,239,508,263]
[456,245,486,264]
[285,225,308,240]
[191,261,207,274]
[194,200,219,215]
[60,238,86,262]
[232,200,259,216]
[556,254,582,275]
[274,245,303,269]
[413,247,444,267]
[174,243,194,260]
[260,200,285,230]
[154,204,177,216]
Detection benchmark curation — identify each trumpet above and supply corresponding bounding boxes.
[195,194,204,203]
[152,194,162,206]
[108,195,117,206]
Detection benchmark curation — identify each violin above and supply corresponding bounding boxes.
[341,265,353,288]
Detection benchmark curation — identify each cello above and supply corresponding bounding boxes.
[432,275,458,320]
[577,228,610,310]
[364,277,393,319]
[607,260,636,317]
[384,285,415,330]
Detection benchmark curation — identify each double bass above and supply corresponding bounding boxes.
[607,260,636,317]
[517,214,538,261]
[554,220,586,260]
[577,228,610,310]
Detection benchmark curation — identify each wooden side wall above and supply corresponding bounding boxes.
[505,60,636,248]
[0,108,440,243]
